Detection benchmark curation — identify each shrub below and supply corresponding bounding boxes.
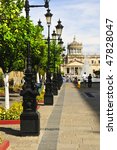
[9,84,22,93]
[0,106,6,120]
[6,102,23,120]
[0,102,23,120]
[0,88,4,95]
[0,72,4,87]
[36,90,45,102]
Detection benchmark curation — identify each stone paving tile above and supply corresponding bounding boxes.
[78,144,99,150]
[57,143,79,150]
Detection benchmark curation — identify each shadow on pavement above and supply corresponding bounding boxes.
[0,127,21,136]
[74,82,100,122]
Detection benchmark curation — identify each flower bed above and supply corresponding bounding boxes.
[37,100,44,104]
[0,132,10,150]
[0,101,40,125]
[0,102,22,125]
[0,102,22,120]
[36,91,45,104]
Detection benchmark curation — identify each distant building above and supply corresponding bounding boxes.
[61,37,100,80]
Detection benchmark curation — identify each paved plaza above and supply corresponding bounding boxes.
[0,82,100,150]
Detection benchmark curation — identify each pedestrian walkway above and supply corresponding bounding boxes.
[0,82,100,150]
[38,83,100,150]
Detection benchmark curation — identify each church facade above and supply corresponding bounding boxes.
[61,37,100,80]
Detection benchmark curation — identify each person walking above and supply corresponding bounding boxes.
[88,74,92,88]
[77,79,81,89]
[82,72,87,87]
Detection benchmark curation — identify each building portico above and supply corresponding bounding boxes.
[63,60,84,79]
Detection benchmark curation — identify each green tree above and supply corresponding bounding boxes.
[31,25,47,75]
[0,0,47,109]
[0,0,26,109]
[50,41,64,73]
[0,0,47,73]
[0,0,25,73]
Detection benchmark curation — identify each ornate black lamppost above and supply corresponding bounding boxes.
[51,29,64,94]
[20,0,49,136]
[56,19,64,37]
[55,20,64,89]
[44,8,53,105]
[57,39,64,90]
[38,19,43,29]
[51,30,58,95]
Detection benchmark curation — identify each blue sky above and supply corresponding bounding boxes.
[23,0,100,54]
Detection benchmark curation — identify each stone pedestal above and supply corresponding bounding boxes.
[20,111,40,136]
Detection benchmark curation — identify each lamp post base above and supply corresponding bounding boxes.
[20,111,40,136]
[52,75,58,95]
[44,94,53,105]
[53,88,58,95]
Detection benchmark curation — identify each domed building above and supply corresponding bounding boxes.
[67,37,83,55]
[61,37,100,80]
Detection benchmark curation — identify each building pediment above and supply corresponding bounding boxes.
[67,60,84,67]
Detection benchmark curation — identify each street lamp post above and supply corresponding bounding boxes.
[51,28,63,94]
[20,0,49,136]
[51,30,58,95]
[57,38,64,90]
[54,20,64,90]
[44,9,53,105]
[38,19,43,29]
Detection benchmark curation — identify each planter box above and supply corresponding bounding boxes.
[0,120,20,125]
[0,94,5,97]
[0,106,40,125]
[37,100,44,104]
[0,140,10,150]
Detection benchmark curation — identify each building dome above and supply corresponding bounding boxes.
[67,37,83,54]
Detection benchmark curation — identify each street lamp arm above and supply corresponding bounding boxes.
[29,5,46,8]
[25,0,49,11]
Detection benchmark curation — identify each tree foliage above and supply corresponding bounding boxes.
[50,40,64,72]
[0,0,47,74]
[0,0,63,75]
[0,0,25,73]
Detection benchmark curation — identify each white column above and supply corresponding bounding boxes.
[4,73,10,110]
[36,72,40,83]
[78,67,79,75]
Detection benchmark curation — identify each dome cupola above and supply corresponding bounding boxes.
[67,36,83,55]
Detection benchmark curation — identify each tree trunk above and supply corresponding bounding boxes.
[36,72,40,83]
[4,73,10,110]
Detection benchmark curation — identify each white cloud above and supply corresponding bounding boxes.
[28,0,100,54]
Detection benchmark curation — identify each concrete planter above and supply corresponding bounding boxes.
[37,100,44,104]
[0,120,20,125]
